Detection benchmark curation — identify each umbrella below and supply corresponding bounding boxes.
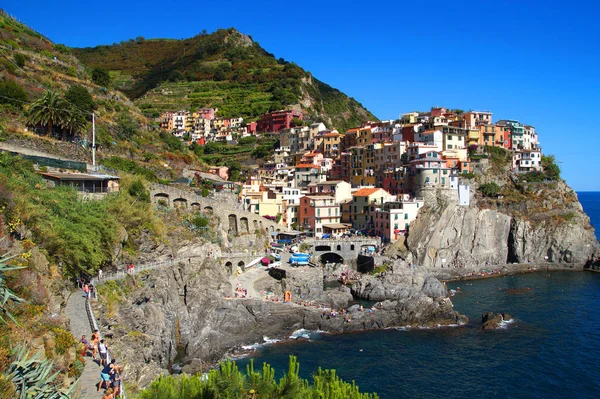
[261,257,271,265]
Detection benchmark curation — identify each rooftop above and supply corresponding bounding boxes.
[38,172,120,181]
[353,187,382,197]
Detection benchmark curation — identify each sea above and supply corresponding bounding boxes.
[237,192,600,398]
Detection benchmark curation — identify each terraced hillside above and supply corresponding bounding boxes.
[73,28,378,131]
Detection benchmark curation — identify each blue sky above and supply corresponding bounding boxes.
[3,0,599,190]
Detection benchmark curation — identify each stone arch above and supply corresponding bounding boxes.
[191,202,200,210]
[253,220,258,230]
[225,261,233,273]
[173,198,188,209]
[237,261,245,272]
[269,226,274,232]
[315,245,331,252]
[239,217,249,234]
[336,245,341,251]
[320,252,344,264]
[154,193,170,207]
[228,214,238,235]
[204,206,213,214]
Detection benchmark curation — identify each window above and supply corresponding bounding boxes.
[350,245,355,250]
[404,213,408,219]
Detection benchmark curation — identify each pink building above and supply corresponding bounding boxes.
[197,108,216,120]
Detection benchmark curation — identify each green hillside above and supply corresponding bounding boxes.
[73,28,378,131]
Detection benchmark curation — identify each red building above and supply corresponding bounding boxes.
[256,110,303,133]
[246,121,257,134]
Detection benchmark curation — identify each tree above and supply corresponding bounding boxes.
[290,117,304,128]
[65,85,95,113]
[27,91,70,135]
[62,107,88,136]
[91,68,111,86]
[542,155,561,180]
[0,79,29,109]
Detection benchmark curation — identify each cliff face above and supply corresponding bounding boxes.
[403,181,599,271]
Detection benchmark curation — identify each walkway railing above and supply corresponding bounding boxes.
[85,284,127,398]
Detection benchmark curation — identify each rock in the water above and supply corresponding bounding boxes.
[482,312,512,330]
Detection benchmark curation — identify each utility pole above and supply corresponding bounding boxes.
[92,112,96,168]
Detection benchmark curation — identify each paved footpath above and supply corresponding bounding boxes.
[65,291,102,399]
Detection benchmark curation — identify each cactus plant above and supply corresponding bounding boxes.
[5,344,74,399]
[0,253,26,325]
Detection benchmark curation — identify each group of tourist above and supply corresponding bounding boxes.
[80,279,96,300]
[463,269,502,277]
[235,283,248,298]
[79,329,123,398]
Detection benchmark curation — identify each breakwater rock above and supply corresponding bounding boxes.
[481,312,512,330]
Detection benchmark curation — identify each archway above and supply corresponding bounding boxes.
[239,217,249,234]
[237,261,245,272]
[228,214,238,235]
[336,245,342,251]
[191,202,200,210]
[204,206,213,214]
[320,252,344,264]
[253,220,258,231]
[173,198,188,209]
[225,261,233,273]
[350,244,355,251]
[154,193,170,207]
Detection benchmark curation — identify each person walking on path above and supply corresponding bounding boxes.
[80,335,88,357]
[90,330,99,361]
[98,268,103,281]
[83,283,89,299]
[98,339,109,367]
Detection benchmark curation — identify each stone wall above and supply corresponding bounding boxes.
[151,183,286,237]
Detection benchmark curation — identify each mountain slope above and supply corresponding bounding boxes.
[72,28,377,131]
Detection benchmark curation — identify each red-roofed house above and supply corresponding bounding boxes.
[294,164,325,188]
[348,188,392,230]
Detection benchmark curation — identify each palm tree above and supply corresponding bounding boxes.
[27,91,71,137]
[63,107,89,138]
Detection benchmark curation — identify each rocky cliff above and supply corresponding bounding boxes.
[97,245,464,388]
[395,179,600,274]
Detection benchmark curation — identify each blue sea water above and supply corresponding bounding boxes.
[237,193,600,398]
[578,191,600,241]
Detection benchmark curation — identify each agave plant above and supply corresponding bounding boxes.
[6,345,74,399]
[0,253,25,325]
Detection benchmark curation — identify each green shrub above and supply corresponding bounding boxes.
[14,53,26,68]
[479,182,500,197]
[138,356,379,399]
[0,79,29,109]
[91,67,111,86]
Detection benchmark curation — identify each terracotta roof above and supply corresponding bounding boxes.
[295,164,319,168]
[353,188,382,197]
